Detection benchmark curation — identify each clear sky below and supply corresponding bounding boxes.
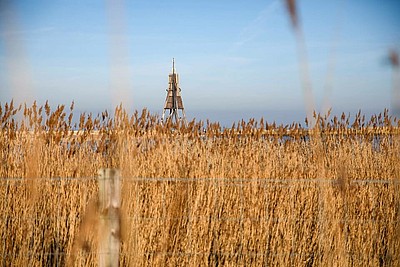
[1,0,399,126]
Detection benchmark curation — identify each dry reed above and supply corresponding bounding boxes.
[0,101,399,266]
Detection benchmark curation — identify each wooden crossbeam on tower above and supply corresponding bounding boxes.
[162,58,187,125]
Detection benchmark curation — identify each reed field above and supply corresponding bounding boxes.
[1,101,400,266]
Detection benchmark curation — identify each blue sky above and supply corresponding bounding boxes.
[1,0,399,125]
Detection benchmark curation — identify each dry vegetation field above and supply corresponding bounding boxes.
[1,101,400,266]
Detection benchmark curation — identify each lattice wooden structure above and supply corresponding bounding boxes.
[162,59,187,124]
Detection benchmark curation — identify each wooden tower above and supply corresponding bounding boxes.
[162,58,187,124]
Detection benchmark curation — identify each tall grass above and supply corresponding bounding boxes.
[1,101,399,266]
